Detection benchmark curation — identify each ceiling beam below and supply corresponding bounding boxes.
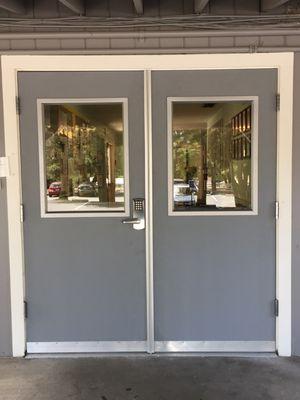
[58,0,84,15]
[194,0,210,14]
[262,0,290,10]
[0,0,25,14]
[132,0,143,15]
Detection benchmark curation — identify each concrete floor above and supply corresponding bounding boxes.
[0,356,300,400]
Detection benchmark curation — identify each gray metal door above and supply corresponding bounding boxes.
[19,71,147,352]
[152,69,277,352]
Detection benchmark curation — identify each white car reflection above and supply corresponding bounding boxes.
[174,184,197,206]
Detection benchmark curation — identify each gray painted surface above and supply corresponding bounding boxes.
[19,71,146,342]
[1,33,300,53]
[0,60,12,356]
[1,356,300,399]
[152,70,277,341]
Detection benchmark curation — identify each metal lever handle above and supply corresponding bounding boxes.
[122,218,141,224]
[122,198,145,230]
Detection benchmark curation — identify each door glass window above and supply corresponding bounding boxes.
[170,100,255,212]
[40,101,128,214]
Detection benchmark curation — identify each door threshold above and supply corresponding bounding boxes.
[26,340,276,358]
[25,352,277,359]
[155,340,276,353]
[26,341,147,354]
[25,352,148,359]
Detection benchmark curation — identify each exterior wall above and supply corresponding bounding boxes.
[0,39,300,356]
[0,61,12,356]
[1,35,300,53]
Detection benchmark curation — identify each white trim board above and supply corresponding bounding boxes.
[1,53,293,357]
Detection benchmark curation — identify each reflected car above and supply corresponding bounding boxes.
[174,184,197,206]
[78,183,96,197]
[115,177,124,195]
[48,182,62,197]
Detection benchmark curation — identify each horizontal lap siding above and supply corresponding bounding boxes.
[0,36,294,52]
[0,60,12,356]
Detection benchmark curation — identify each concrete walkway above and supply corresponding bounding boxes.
[0,356,299,400]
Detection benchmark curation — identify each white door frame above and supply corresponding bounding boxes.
[1,53,293,357]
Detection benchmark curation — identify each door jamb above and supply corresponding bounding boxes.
[1,53,293,357]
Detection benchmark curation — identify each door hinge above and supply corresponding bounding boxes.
[16,96,21,115]
[20,204,24,222]
[276,93,280,112]
[274,298,279,317]
[24,300,28,319]
[275,201,279,220]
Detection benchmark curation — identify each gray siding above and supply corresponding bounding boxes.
[0,60,12,356]
[0,35,300,53]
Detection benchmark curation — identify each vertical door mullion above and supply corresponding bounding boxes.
[144,70,155,353]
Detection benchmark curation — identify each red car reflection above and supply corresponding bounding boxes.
[48,182,62,197]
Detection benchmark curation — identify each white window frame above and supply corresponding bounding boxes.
[37,98,130,218]
[0,53,293,357]
[168,96,258,216]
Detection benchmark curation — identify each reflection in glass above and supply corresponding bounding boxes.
[43,102,125,213]
[172,101,252,211]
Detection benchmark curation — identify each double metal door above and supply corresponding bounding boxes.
[19,68,277,353]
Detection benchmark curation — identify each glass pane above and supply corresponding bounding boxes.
[171,101,253,212]
[43,102,126,213]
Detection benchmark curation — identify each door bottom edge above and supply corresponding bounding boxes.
[26,340,276,354]
[154,341,276,353]
[27,341,147,354]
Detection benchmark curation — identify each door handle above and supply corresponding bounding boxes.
[122,218,141,224]
[122,198,145,230]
